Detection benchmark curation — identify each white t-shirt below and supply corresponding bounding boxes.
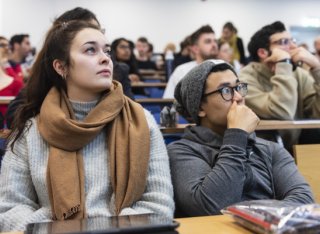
[163,61,198,98]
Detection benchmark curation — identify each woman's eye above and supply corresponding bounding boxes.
[104,49,111,57]
[86,47,96,54]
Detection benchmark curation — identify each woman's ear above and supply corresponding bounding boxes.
[52,59,66,77]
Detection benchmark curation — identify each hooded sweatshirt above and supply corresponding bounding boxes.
[167,126,314,217]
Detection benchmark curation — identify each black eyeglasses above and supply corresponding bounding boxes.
[203,82,248,101]
[270,38,297,46]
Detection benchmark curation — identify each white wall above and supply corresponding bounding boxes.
[1,0,320,54]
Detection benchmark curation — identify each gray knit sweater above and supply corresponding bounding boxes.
[0,100,174,232]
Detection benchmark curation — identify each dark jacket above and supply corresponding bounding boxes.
[167,126,314,217]
[113,62,134,100]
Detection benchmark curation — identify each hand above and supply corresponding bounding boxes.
[129,74,140,83]
[264,47,291,64]
[227,101,260,133]
[290,47,320,69]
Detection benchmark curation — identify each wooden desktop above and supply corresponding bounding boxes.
[160,119,320,134]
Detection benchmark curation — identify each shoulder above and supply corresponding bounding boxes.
[115,62,130,73]
[167,136,205,157]
[173,61,197,73]
[142,109,163,139]
[143,109,158,128]
[239,63,261,81]
[6,117,44,158]
[253,136,284,160]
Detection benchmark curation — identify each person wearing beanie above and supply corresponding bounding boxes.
[168,59,314,218]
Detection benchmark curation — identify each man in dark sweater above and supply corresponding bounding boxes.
[168,59,314,217]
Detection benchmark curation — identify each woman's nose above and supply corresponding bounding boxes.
[100,51,111,64]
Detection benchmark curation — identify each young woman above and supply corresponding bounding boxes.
[111,38,140,83]
[0,21,174,231]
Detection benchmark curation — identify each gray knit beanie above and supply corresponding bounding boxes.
[174,59,236,124]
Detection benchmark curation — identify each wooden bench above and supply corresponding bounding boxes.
[139,69,165,76]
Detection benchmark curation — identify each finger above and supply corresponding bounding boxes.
[231,100,237,109]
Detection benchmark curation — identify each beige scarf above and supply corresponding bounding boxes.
[37,81,150,220]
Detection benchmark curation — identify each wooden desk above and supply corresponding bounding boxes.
[135,98,174,104]
[1,232,21,234]
[139,69,165,76]
[160,119,320,134]
[176,215,251,234]
[0,215,250,234]
[143,76,166,81]
[0,96,15,105]
[131,82,167,88]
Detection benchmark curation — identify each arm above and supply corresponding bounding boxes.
[5,89,25,129]
[120,111,174,219]
[271,143,314,204]
[162,69,179,99]
[239,62,298,119]
[114,62,134,100]
[168,129,249,216]
[300,67,320,118]
[0,134,51,231]
[288,46,320,118]
[236,37,246,65]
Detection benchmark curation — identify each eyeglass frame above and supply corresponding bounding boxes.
[270,37,297,46]
[202,82,248,101]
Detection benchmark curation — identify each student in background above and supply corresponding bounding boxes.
[173,36,192,69]
[314,36,320,62]
[217,41,241,73]
[0,20,173,232]
[5,34,32,83]
[219,22,246,66]
[168,59,314,217]
[135,37,157,70]
[111,38,147,95]
[239,21,320,150]
[111,38,140,83]
[163,25,218,98]
[0,36,23,120]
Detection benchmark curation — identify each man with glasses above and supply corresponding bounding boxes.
[168,59,314,217]
[239,21,320,150]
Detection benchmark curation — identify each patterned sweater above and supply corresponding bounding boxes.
[0,100,174,232]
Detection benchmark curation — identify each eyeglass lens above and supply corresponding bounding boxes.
[221,83,248,101]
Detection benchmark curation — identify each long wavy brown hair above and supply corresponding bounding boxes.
[8,21,100,150]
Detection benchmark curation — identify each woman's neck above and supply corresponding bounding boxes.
[69,99,99,121]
